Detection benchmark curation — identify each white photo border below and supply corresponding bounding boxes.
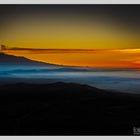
[0,0,140,4]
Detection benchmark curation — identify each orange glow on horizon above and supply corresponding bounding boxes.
[1,48,140,68]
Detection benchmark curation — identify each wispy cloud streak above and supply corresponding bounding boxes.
[1,46,140,68]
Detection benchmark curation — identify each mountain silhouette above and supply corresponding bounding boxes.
[0,82,140,135]
[0,53,57,66]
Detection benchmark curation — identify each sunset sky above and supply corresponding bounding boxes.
[0,5,140,68]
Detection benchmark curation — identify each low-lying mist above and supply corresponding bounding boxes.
[0,66,140,94]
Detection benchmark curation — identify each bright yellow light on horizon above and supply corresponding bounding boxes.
[0,14,139,50]
[0,12,140,68]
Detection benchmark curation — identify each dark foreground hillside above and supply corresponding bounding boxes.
[0,82,140,135]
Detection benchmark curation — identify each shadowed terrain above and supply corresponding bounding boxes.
[0,82,140,135]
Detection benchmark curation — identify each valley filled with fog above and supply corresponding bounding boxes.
[0,65,140,94]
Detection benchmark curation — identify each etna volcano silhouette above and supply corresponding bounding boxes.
[0,53,56,66]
